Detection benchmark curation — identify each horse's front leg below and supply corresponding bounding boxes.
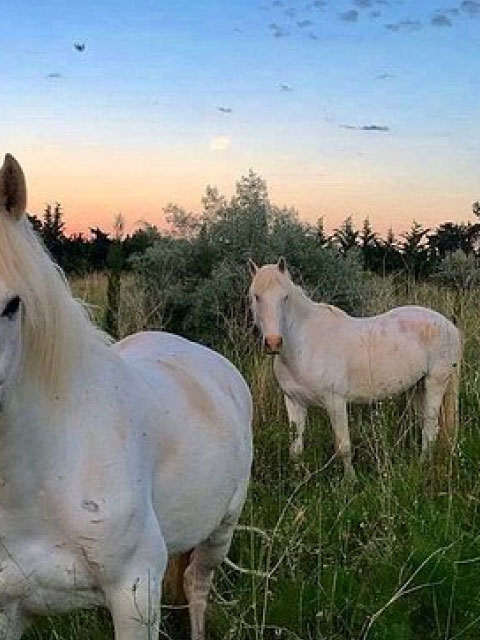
[104,518,168,640]
[0,603,29,640]
[324,395,355,479]
[284,395,307,457]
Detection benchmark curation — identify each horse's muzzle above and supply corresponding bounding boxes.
[264,334,283,354]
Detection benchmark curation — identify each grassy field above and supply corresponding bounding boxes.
[26,275,480,640]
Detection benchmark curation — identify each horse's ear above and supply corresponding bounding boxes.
[277,256,287,273]
[248,258,258,277]
[0,154,27,220]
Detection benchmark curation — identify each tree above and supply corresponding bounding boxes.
[400,221,432,281]
[41,202,65,264]
[332,216,359,253]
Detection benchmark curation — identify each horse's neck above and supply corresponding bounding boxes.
[282,291,346,359]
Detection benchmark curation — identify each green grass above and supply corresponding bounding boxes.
[24,275,480,639]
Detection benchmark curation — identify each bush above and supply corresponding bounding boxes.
[128,172,369,348]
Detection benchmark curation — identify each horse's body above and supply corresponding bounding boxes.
[0,155,252,640]
[249,259,461,477]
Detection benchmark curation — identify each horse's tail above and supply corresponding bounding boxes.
[438,332,462,445]
[163,551,192,605]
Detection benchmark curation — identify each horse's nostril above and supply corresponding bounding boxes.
[264,335,283,352]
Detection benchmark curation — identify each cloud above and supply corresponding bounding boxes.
[385,19,422,31]
[210,136,231,151]
[354,0,373,7]
[297,19,314,27]
[370,10,382,17]
[360,124,390,131]
[340,9,359,21]
[268,22,290,36]
[340,123,390,131]
[431,13,452,26]
[461,0,480,16]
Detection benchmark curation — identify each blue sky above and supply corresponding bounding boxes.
[1,0,479,233]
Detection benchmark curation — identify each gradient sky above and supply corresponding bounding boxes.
[1,0,479,235]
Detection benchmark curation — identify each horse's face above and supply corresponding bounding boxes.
[0,285,22,402]
[0,154,27,402]
[248,258,290,355]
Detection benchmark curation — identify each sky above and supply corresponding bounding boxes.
[1,0,479,235]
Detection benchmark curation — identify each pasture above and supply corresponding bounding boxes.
[23,273,480,640]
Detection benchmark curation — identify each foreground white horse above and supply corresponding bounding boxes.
[0,154,252,640]
[249,258,461,477]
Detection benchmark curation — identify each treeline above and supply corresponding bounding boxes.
[32,175,480,283]
[29,172,480,343]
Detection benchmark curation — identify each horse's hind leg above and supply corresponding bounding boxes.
[325,394,355,479]
[184,496,245,640]
[421,370,450,459]
[284,395,307,457]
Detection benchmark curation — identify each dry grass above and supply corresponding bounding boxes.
[25,273,480,640]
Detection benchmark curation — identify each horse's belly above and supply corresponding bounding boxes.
[346,358,426,402]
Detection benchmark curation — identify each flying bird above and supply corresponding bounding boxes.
[279,83,293,91]
[74,43,86,52]
[218,107,233,113]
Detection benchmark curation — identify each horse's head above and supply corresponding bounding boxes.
[248,257,291,355]
[0,155,26,399]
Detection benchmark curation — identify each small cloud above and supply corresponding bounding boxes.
[279,83,293,91]
[218,106,233,113]
[340,9,359,21]
[272,0,283,6]
[360,124,390,131]
[210,136,231,151]
[354,0,373,7]
[285,7,296,17]
[385,19,422,31]
[308,32,319,39]
[370,10,382,17]
[340,123,390,131]
[268,22,290,36]
[297,19,314,27]
[461,0,480,16]
[45,72,63,79]
[431,13,452,26]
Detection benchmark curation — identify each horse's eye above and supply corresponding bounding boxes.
[254,294,259,302]
[1,295,21,320]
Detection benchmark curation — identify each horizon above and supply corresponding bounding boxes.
[2,0,479,237]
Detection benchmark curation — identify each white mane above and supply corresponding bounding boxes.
[0,212,111,398]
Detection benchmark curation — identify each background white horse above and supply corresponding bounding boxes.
[0,154,252,640]
[249,258,461,478]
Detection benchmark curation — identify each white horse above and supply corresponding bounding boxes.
[249,258,461,478]
[0,154,252,640]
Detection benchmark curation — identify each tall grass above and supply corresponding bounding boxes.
[29,274,480,640]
